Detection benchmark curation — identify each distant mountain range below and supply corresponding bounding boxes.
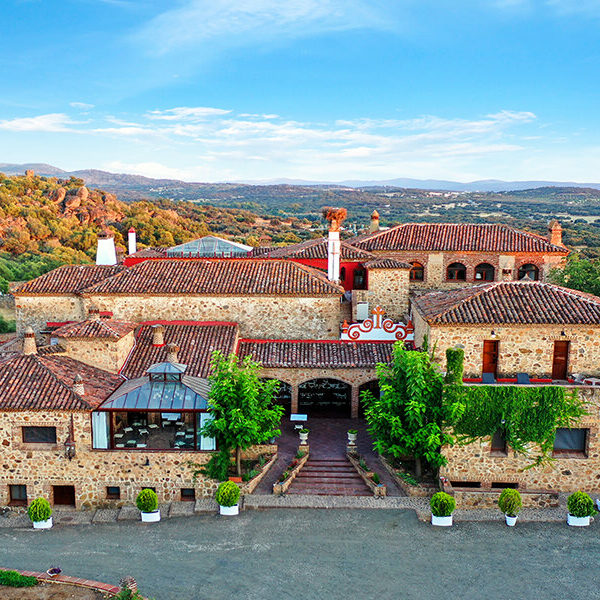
[2,162,600,194]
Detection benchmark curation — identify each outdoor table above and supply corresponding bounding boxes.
[138,429,149,435]
[148,424,159,430]
[175,431,185,437]
[114,433,124,439]
[123,427,133,433]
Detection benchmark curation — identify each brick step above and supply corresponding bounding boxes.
[287,488,372,496]
[294,476,365,484]
[301,466,357,473]
[308,459,349,464]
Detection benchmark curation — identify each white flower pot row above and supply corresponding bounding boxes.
[567,514,591,527]
[431,515,453,527]
[32,517,53,529]
[219,504,239,516]
[141,510,161,523]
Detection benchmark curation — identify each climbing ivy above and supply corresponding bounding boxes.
[444,347,464,385]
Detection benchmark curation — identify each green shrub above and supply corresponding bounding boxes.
[242,469,259,482]
[299,428,309,434]
[295,450,306,459]
[216,481,240,507]
[0,570,38,587]
[136,489,158,513]
[27,497,51,522]
[430,492,456,517]
[348,429,358,435]
[397,471,419,486]
[498,488,522,517]
[200,449,232,482]
[567,491,596,518]
[358,458,368,471]
[371,473,380,485]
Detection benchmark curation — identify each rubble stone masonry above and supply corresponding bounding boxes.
[57,332,136,373]
[365,268,409,321]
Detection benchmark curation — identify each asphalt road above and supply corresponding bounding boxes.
[2,509,599,600]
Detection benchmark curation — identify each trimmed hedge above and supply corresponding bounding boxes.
[0,569,38,587]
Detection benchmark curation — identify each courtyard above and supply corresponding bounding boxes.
[1,509,598,600]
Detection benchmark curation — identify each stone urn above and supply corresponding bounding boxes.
[299,429,309,445]
[347,430,358,445]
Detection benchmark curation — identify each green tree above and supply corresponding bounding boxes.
[201,351,284,476]
[362,342,461,479]
[549,254,600,297]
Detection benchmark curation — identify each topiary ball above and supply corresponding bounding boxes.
[216,481,240,507]
[430,491,456,517]
[567,491,596,518]
[27,497,52,522]
[498,488,522,517]
[136,488,158,513]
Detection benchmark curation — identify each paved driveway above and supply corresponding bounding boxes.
[1,509,598,600]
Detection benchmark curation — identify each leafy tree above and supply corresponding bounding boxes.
[549,254,600,297]
[362,342,461,479]
[201,351,284,476]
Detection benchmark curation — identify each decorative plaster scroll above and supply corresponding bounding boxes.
[341,305,414,342]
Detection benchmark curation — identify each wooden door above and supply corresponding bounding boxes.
[552,341,570,380]
[482,340,499,377]
[53,485,75,506]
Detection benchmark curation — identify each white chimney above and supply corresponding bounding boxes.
[73,373,84,396]
[23,326,37,355]
[323,207,347,283]
[96,229,117,266]
[128,227,137,255]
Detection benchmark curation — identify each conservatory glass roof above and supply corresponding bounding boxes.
[166,236,252,258]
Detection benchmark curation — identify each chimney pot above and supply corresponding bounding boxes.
[88,305,101,320]
[152,324,165,347]
[369,210,380,234]
[73,373,84,396]
[128,227,137,255]
[548,220,563,247]
[323,207,347,283]
[23,326,37,355]
[96,228,117,266]
[166,343,179,364]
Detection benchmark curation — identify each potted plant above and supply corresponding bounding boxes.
[216,481,240,516]
[299,428,309,445]
[28,497,52,529]
[430,491,455,527]
[347,429,358,445]
[136,489,160,523]
[46,566,61,577]
[567,490,596,527]
[498,488,522,526]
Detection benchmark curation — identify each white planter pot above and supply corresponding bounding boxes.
[567,513,590,527]
[505,514,518,527]
[431,514,453,527]
[32,517,53,529]
[299,433,309,445]
[220,504,239,516]
[141,510,161,523]
[347,433,357,444]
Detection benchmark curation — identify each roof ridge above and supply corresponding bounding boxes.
[34,354,93,410]
[291,261,345,292]
[418,282,499,320]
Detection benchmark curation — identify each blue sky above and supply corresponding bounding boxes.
[1,0,599,182]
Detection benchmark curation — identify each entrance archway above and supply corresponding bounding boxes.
[298,378,351,417]
[358,380,380,418]
[261,379,292,416]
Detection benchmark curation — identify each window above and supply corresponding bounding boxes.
[22,426,57,444]
[491,482,518,489]
[9,484,27,506]
[518,263,539,281]
[449,481,481,488]
[446,262,466,281]
[475,263,495,282]
[553,428,588,456]
[353,267,367,290]
[409,262,424,281]
[181,488,196,501]
[106,486,121,500]
[490,430,507,455]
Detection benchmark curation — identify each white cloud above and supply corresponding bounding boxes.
[69,102,95,110]
[0,113,79,132]
[147,107,231,121]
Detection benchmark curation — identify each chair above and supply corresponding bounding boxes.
[482,372,496,384]
[516,372,530,385]
[148,424,159,430]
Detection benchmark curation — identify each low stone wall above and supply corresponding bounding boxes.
[452,488,560,509]
[243,452,278,494]
[379,455,436,497]
[272,447,309,495]
[347,453,386,497]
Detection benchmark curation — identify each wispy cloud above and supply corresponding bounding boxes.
[0,113,80,132]
[147,107,231,121]
[69,102,95,110]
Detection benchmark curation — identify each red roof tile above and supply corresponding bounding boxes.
[0,353,122,410]
[413,281,600,325]
[14,265,125,295]
[364,258,411,269]
[266,238,375,261]
[350,223,569,254]
[120,321,239,378]
[83,259,343,296]
[53,319,137,340]
[237,339,393,368]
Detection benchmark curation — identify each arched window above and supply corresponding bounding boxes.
[518,263,539,281]
[447,262,467,281]
[475,263,495,282]
[410,262,424,281]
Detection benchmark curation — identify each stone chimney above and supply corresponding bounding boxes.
[96,228,117,266]
[548,220,563,246]
[152,324,165,347]
[128,227,137,255]
[166,343,179,364]
[323,207,347,283]
[72,373,84,396]
[23,326,37,355]
[369,210,380,234]
[88,305,101,320]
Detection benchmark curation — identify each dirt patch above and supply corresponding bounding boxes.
[0,582,105,599]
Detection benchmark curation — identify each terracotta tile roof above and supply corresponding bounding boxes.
[83,259,344,296]
[364,258,411,269]
[237,339,393,368]
[266,238,375,261]
[0,353,122,410]
[128,247,168,258]
[120,321,239,379]
[350,223,569,254]
[14,265,125,295]
[413,281,600,325]
[53,319,137,340]
[249,246,277,257]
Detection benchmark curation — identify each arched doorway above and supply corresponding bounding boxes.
[298,378,351,417]
[358,380,380,418]
[261,379,292,416]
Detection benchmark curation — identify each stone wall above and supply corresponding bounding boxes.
[15,295,86,335]
[441,386,600,494]
[365,268,409,321]
[420,322,600,379]
[0,410,275,509]
[57,332,135,373]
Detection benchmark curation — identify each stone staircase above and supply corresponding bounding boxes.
[287,457,371,496]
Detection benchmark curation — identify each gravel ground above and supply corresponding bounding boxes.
[1,509,599,600]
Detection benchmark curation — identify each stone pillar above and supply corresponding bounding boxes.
[291,384,299,414]
[351,385,360,419]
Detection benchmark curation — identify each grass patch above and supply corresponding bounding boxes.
[0,569,38,587]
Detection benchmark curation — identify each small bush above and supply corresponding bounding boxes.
[0,569,38,587]
[348,429,358,435]
[296,450,306,459]
[242,469,259,482]
[299,428,309,434]
[216,481,240,507]
[430,492,456,517]
[371,473,380,485]
[27,497,51,522]
[136,489,158,513]
[397,471,419,486]
[200,449,231,482]
[358,458,368,471]
[498,488,522,517]
[567,491,596,518]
